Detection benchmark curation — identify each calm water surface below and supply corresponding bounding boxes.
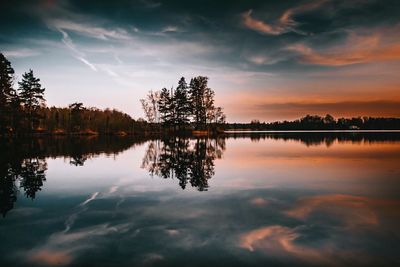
[1,133,400,267]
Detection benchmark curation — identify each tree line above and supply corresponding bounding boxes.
[140,76,226,130]
[226,114,400,130]
[0,52,146,135]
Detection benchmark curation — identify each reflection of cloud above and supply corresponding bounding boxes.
[28,250,72,266]
[27,223,131,266]
[165,229,180,236]
[142,253,164,265]
[250,197,268,206]
[286,194,400,228]
[108,185,119,194]
[79,192,99,207]
[240,225,332,265]
[65,192,99,233]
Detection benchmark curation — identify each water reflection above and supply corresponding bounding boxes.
[142,137,225,191]
[0,136,144,217]
[1,133,400,217]
[0,133,399,267]
[230,131,400,146]
[0,156,47,217]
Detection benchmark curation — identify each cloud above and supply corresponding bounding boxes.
[162,25,181,33]
[256,100,400,118]
[242,1,326,35]
[2,48,40,58]
[57,29,98,71]
[288,28,400,66]
[48,19,132,40]
[242,10,286,35]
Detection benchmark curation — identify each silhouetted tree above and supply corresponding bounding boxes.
[189,76,208,129]
[0,53,16,133]
[140,90,160,123]
[174,77,191,126]
[18,69,45,131]
[158,87,172,126]
[69,102,85,132]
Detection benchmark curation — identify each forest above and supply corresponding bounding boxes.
[0,52,226,136]
[227,114,400,131]
[0,53,148,135]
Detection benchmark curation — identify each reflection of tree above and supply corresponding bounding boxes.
[69,155,89,166]
[142,137,225,191]
[0,170,18,217]
[231,132,400,147]
[0,156,47,217]
[19,158,47,199]
[0,136,143,217]
[0,157,47,217]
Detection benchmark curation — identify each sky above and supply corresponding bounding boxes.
[1,0,400,122]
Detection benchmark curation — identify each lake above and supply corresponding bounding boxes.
[1,133,400,267]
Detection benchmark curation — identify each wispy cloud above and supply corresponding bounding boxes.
[242,1,326,35]
[288,27,400,66]
[242,10,286,35]
[48,19,132,40]
[2,48,40,58]
[162,25,181,33]
[57,29,98,71]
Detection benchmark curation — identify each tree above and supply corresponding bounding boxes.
[189,76,216,129]
[140,90,160,123]
[214,107,226,124]
[18,69,45,131]
[158,87,172,125]
[69,102,84,131]
[174,77,191,126]
[0,53,16,133]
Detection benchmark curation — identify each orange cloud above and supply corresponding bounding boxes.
[28,250,72,266]
[285,194,400,230]
[285,194,379,226]
[242,1,326,35]
[250,197,268,206]
[242,10,285,35]
[240,225,334,265]
[289,28,400,66]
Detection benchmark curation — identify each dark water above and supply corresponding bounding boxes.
[1,133,400,267]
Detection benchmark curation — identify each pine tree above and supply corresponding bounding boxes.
[0,53,16,132]
[18,69,45,131]
[174,77,190,126]
[158,87,172,126]
[167,87,175,126]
